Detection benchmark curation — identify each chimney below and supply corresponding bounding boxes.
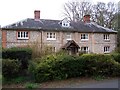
[83,15,90,23]
[34,10,40,20]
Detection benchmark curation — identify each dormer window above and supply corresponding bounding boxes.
[61,18,70,27]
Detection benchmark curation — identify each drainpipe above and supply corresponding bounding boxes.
[41,31,43,52]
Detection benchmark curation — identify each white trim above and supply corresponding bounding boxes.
[17,37,29,40]
[17,31,29,40]
[81,34,89,41]
[47,32,56,40]
[47,38,56,40]
[104,46,110,53]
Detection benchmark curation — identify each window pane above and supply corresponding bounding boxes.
[26,32,28,37]
[21,32,23,37]
[47,33,49,38]
[24,32,26,37]
[53,33,55,38]
[18,32,20,37]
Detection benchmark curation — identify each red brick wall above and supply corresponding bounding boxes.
[2,30,7,48]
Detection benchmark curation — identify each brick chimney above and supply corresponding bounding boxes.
[34,10,40,20]
[83,15,90,23]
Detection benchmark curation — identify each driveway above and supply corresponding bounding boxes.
[67,79,118,88]
[40,77,119,88]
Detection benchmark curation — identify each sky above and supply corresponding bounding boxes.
[0,0,118,27]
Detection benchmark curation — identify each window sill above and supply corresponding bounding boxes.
[17,38,29,40]
[104,40,110,42]
[66,39,72,41]
[104,51,110,54]
[47,38,56,40]
[81,39,89,42]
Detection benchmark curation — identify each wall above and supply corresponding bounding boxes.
[6,30,41,48]
[4,29,117,54]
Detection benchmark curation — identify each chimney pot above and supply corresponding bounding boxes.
[34,10,40,20]
[83,15,90,23]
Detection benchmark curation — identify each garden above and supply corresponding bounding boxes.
[2,47,120,88]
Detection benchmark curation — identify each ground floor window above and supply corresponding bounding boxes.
[81,47,89,53]
[104,46,110,53]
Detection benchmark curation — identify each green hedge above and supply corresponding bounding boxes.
[2,47,32,69]
[78,54,120,77]
[2,59,20,79]
[111,53,120,63]
[29,54,120,83]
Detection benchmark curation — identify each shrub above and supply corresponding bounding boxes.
[2,59,20,79]
[111,53,120,63]
[31,54,120,83]
[2,47,32,69]
[78,54,120,77]
[25,83,38,89]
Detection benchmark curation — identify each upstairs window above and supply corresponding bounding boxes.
[66,33,72,40]
[17,31,29,40]
[104,46,110,53]
[61,18,70,27]
[104,34,110,41]
[47,32,56,40]
[81,34,88,41]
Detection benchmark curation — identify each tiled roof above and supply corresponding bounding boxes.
[62,40,80,49]
[2,18,117,33]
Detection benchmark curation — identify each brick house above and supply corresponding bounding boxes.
[1,10,117,54]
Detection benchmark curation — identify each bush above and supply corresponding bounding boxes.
[2,47,32,69]
[111,53,120,63]
[78,54,120,77]
[2,59,20,79]
[30,54,120,83]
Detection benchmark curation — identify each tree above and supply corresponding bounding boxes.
[63,1,118,29]
[63,1,92,21]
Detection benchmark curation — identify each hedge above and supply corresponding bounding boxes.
[2,59,20,79]
[29,54,120,83]
[2,47,32,69]
[111,53,120,63]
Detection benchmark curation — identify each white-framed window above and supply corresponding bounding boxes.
[47,32,56,40]
[66,33,72,40]
[62,23,70,27]
[81,34,89,41]
[104,34,110,41]
[104,46,110,53]
[17,31,29,39]
[47,46,56,52]
[81,47,89,53]
[61,18,70,27]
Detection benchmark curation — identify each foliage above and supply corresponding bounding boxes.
[25,83,38,89]
[27,40,55,58]
[30,54,120,83]
[2,47,32,69]
[2,59,20,79]
[111,53,120,63]
[63,1,118,29]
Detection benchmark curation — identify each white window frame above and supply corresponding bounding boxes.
[104,46,110,53]
[81,34,89,41]
[47,32,56,40]
[81,47,89,53]
[66,33,72,40]
[104,34,110,41]
[17,31,29,40]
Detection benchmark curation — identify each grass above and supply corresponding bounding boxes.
[2,76,30,84]
[92,75,105,81]
[25,83,39,89]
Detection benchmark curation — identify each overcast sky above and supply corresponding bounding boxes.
[0,0,118,27]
